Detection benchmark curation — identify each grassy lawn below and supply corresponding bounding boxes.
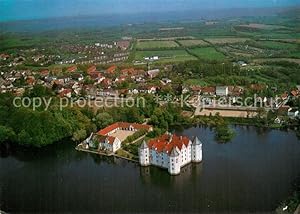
[184,79,208,86]
[116,148,135,159]
[189,47,226,60]
[177,39,209,47]
[135,50,197,63]
[136,40,179,49]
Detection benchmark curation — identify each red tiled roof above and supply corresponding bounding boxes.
[106,65,117,74]
[148,134,190,155]
[0,53,9,59]
[191,86,202,92]
[101,78,112,87]
[97,122,152,136]
[67,66,77,72]
[87,65,97,73]
[121,68,135,75]
[89,71,103,79]
[107,136,116,145]
[40,70,49,76]
[291,90,299,97]
[59,89,72,97]
[26,76,35,85]
[201,86,216,93]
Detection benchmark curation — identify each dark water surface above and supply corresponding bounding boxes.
[1,126,300,213]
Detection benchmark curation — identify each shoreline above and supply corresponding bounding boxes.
[75,145,139,163]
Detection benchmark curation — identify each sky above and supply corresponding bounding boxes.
[0,0,299,22]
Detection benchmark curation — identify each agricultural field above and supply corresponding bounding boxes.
[189,47,226,61]
[136,40,179,49]
[219,44,275,58]
[237,23,287,30]
[134,50,197,63]
[255,41,298,50]
[177,39,209,47]
[205,37,250,45]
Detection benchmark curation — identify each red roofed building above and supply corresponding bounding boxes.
[87,65,97,73]
[139,133,203,175]
[291,90,299,97]
[0,54,10,60]
[89,71,104,81]
[40,69,50,77]
[101,78,112,88]
[67,66,77,72]
[84,122,152,153]
[106,65,117,74]
[59,89,72,98]
[201,86,216,95]
[97,122,153,136]
[121,68,135,75]
[26,76,36,86]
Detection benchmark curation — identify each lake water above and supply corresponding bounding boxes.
[1,126,300,213]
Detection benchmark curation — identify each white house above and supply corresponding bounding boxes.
[139,133,202,175]
[216,86,229,96]
[147,69,160,79]
[288,108,299,119]
[84,133,121,153]
[99,136,121,153]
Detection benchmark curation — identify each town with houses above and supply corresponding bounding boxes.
[1,53,299,121]
[1,31,300,176]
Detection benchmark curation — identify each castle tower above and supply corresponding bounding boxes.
[191,136,202,163]
[139,140,150,166]
[168,147,181,175]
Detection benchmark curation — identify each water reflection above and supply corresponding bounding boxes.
[140,163,203,187]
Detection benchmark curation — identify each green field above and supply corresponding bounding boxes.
[289,52,300,58]
[135,50,197,63]
[136,40,179,49]
[205,38,250,45]
[256,41,298,50]
[177,39,209,47]
[189,47,226,60]
[184,79,208,86]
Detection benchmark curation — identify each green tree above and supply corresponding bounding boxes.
[72,129,87,142]
[0,125,16,144]
[95,112,114,129]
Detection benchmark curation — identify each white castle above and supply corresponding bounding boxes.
[139,133,202,175]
